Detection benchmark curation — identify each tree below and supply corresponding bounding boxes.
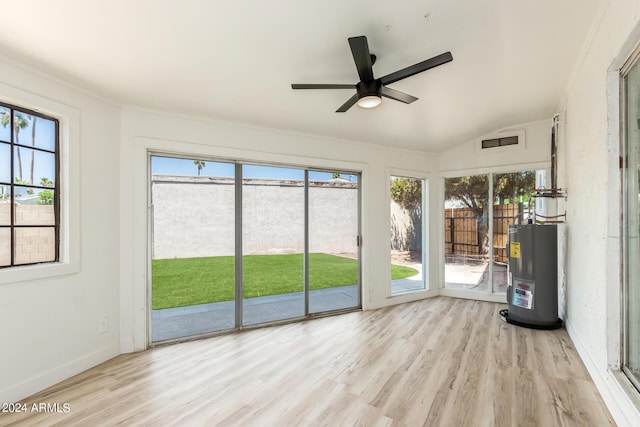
[40,177,54,187]
[38,177,54,205]
[29,116,37,185]
[493,171,535,204]
[445,172,535,216]
[14,177,33,194]
[332,172,341,179]
[445,175,490,256]
[390,177,422,210]
[444,175,489,219]
[193,160,205,176]
[1,111,29,181]
[38,189,54,205]
[444,172,536,256]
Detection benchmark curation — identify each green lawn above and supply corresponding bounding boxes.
[152,253,418,309]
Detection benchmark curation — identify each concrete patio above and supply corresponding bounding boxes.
[152,265,426,342]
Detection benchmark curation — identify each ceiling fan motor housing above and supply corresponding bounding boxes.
[356,80,381,99]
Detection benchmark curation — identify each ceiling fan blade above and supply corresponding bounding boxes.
[348,36,374,82]
[380,86,418,104]
[292,84,356,89]
[336,93,359,113]
[380,52,453,86]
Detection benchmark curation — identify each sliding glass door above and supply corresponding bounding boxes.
[308,171,360,312]
[150,157,236,342]
[444,174,490,291]
[491,172,536,292]
[150,155,361,342]
[242,165,305,325]
[444,171,537,294]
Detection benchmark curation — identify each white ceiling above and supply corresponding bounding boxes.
[0,0,601,152]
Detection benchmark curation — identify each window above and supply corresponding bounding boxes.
[622,51,640,391]
[0,102,59,268]
[390,174,427,294]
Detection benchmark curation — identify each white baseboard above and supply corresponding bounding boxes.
[565,320,640,427]
[0,346,118,403]
[440,288,507,303]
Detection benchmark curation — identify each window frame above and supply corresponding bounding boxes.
[0,101,60,268]
[0,83,80,284]
[387,168,430,297]
[621,47,640,392]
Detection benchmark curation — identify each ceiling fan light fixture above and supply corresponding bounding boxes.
[291,35,452,112]
[357,95,382,109]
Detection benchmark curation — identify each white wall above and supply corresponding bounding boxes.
[0,58,121,402]
[438,119,552,173]
[119,107,439,352]
[558,1,640,425]
[4,7,640,425]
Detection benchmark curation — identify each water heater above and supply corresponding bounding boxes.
[500,224,562,329]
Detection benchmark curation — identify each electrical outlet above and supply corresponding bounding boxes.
[98,317,109,334]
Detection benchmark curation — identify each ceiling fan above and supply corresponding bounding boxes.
[291,35,453,112]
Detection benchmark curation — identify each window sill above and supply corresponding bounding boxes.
[0,260,79,285]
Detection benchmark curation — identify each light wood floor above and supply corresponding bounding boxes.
[2,297,615,426]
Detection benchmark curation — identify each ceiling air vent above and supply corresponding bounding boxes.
[481,135,519,149]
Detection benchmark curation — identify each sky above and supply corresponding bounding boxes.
[0,109,57,193]
[1,110,359,193]
[151,156,358,182]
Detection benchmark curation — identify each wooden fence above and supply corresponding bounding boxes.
[444,203,522,264]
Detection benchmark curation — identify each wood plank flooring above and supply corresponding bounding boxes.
[1,297,615,426]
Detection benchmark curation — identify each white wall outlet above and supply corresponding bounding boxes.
[98,316,109,334]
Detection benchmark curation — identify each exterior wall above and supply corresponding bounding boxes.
[558,1,640,425]
[151,176,235,259]
[243,179,306,255]
[151,176,358,258]
[390,200,421,252]
[0,203,56,265]
[308,182,358,255]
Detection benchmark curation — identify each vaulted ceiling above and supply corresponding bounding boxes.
[0,0,601,152]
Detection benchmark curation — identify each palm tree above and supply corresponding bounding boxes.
[194,160,205,176]
[40,177,54,187]
[1,111,29,182]
[30,116,37,185]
